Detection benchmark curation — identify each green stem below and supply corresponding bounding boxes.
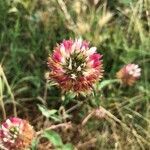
[0,65,17,117]
[0,76,6,120]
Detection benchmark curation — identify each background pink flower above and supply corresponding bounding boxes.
[117,64,141,86]
[0,117,35,150]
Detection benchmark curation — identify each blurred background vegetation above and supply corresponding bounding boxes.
[0,0,150,149]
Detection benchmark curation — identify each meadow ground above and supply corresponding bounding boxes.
[0,0,150,149]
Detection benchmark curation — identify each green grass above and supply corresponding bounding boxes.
[0,0,150,149]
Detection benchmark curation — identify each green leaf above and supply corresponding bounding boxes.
[120,0,133,5]
[62,143,74,150]
[98,79,119,90]
[43,130,63,147]
[37,104,57,118]
[50,115,62,122]
[31,138,40,150]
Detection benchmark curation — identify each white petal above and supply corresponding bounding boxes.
[3,138,8,142]
[76,38,82,49]
[133,72,141,77]
[9,139,15,144]
[81,46,86,52]
[134,65,138,69]
[60,45,66,56]
[6,119,13,127]
[1,125,8,132]
[68,58,72,70]
[71,74,77,79]
[13,134,17,139]
[86,47,96,56]
[136,68,141,73]
[83,68,95,76]
[129,71,132,75]
[4,133,11,139]
[83,71,89,77]
[77,66,81,71]
[87,60,94,67]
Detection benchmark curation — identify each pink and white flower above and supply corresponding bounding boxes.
[125,64,141,78]
[0,117,35,150]
[47,38,103,94]
[116,64,141,86]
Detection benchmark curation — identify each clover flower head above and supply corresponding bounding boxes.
[0,117,35,150]
[117,64,141,86]
[47,38,103,94]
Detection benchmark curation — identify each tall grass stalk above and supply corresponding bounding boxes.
[0,65,17,117]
